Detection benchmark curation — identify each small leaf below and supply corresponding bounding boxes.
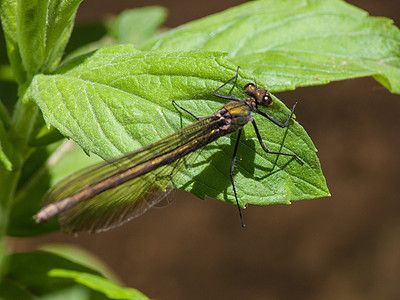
[40,285,91,300]
[107,6,167,46]
[0,276,89,300]
[49,269,149,300]
[64,6,167,62]
[41,244,120,284]
[1,251,101,296]
[0,0,83,82]
[0,277,36,300]
[142,0,400,93]
[0,0,25,83]
[28,45,329,210]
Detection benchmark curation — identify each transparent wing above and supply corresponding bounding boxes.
[39,115,217,234]
[57,161,180,233]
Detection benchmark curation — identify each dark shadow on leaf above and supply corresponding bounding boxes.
[177,119,298,204]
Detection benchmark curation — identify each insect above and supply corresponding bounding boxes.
[34,67,300,233]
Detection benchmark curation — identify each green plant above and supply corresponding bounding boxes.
[0,0,399,298]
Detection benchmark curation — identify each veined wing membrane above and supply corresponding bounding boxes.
[56,164,176,233]
[40,116,217,234]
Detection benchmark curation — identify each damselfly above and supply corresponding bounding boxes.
[34,67,300,233]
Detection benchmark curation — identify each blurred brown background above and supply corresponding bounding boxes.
[9,1,400,299]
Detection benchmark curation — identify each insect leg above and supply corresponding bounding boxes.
[257,100,298,128]
[230,128,246,227]
[213,66,242,102]
[251,120,303,164]
[172,100,200,120]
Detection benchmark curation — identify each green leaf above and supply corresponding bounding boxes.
[65,22,108,58]
[0,0,83,83]
[141,0,400,94]
[107,6,167,46]
[40,285,91,300]
[0,277,36,300]
[0,251,101,297]
[0,0,25,83]
[28,125,65,147]
[65,6,167,60]
[0,27,18,106]
[28,45,329,211]
[49,269,149,300]
[40,244,120,284]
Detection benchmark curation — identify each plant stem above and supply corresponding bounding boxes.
[0,168,19,238]
[9,96,39,162]
[0,95,38,255]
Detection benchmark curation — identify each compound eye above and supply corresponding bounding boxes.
[244,83,255,89]
[262,94,273,107]
[244,83,256,97]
